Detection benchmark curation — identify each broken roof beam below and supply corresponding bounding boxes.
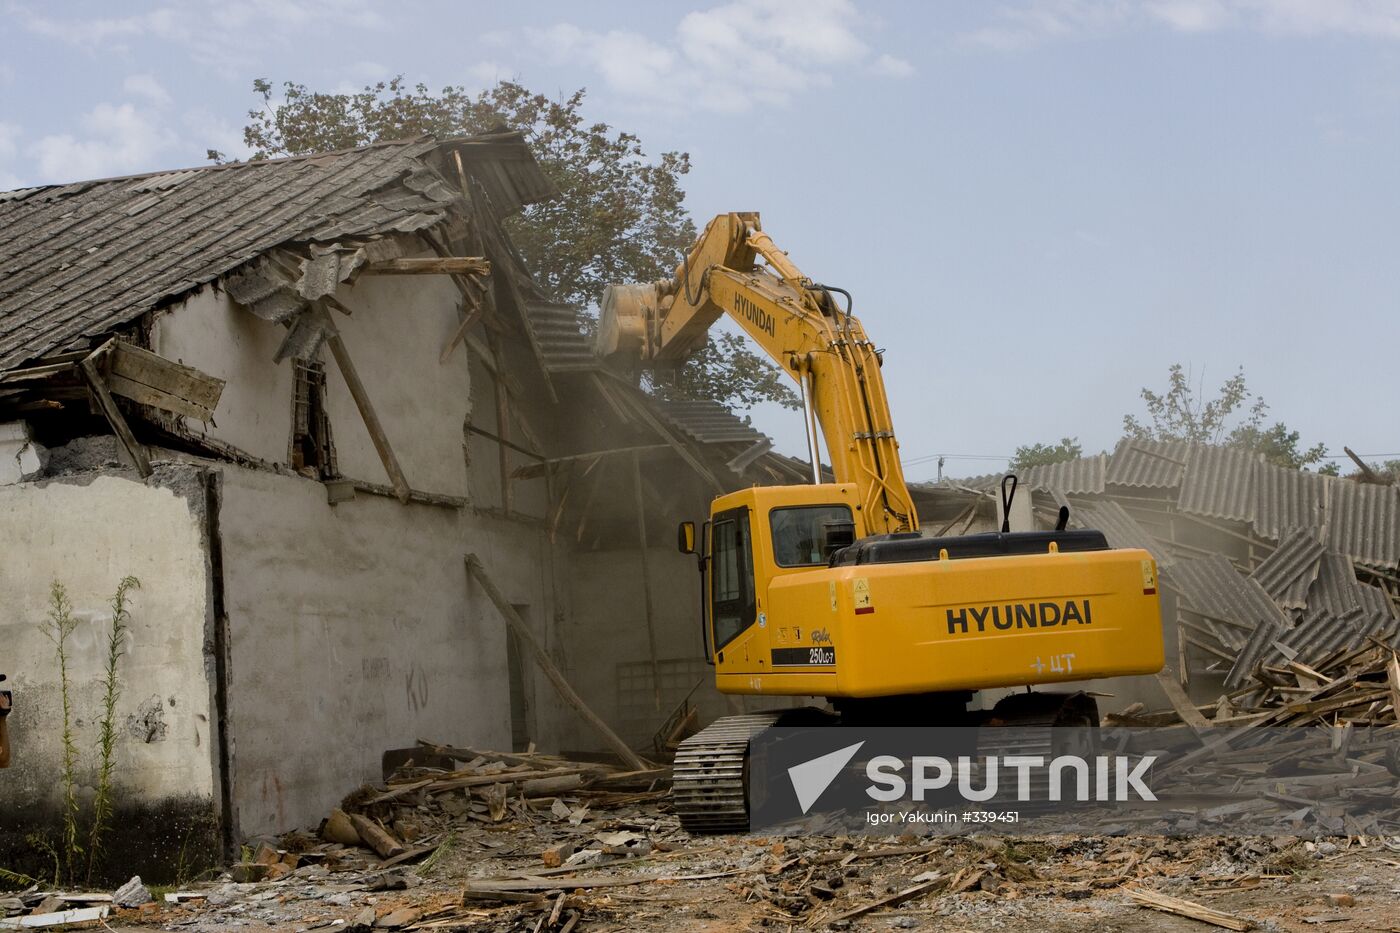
[105,340,225,422]
[362,257,491,276]
[316,304,412,504]
[79,343,151,478]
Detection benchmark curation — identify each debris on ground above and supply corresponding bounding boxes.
[4,739,1394,932]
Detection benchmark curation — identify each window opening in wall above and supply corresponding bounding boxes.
[291,357,336,479]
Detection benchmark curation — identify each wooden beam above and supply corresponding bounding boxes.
[1120,886,1252,931]
[108,340,224,420]
[363,257,491,276]
[486,332,512,516]
[465,554,648,772]
[466,424,543,462]
[1154,669,1211,738]
[513,444,672,480]
[632,451,663,711]
[317,305,411,503]
[79,347,151,477]
[440,296,484,365]
[1344,446,1381,483]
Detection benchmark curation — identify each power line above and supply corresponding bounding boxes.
[902,453,1012,465]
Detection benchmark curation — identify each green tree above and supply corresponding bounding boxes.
[1010,437,1083,472]
[1123,364,1326,470]
[234,77,796,411]
[649,332,800,411]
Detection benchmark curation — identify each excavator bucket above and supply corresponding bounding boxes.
[596,283,660,361]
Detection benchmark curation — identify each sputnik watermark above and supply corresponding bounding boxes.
[865,754,1157,803]
[750,725,1400,835]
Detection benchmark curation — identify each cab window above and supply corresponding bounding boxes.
[770,505,854,567]
[711,507,756,649]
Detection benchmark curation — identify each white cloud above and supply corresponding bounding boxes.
[12,1,383,76]
[1243,0,1400,39]
[528,0,899,113]
[871,53,915,77]
[0,123,20,161]
[969,0,1400,48]
[964,0,1133,50]
[29,102,179,183]
[123,73,172,107]
[1145,0,1236,31]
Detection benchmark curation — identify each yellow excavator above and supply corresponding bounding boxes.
[600,213,1165,832]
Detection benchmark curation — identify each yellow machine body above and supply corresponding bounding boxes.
[703,485,1164,699]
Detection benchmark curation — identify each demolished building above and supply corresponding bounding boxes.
[944,438,1400,703]
[0,134,796,876]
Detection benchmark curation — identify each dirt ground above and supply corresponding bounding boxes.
[92,803,1400,933]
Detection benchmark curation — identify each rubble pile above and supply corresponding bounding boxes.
[4,737,1400,930]
[1097,643,1400,837]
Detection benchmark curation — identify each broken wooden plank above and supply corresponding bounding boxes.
[465,554,648,772]
[378,839,443,868]
[439,298,484,365]
[108,340,225,420]
[1121,885,1252,930]
[1387,652,1400,718]
[1155,669,1212,737]
[79,349,151,477]
[829,877,949,923]
[363,257,491,276]
[424,766,598,794]
[317,304,411,503]
[461,868,742,894]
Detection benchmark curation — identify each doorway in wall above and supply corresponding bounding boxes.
[506,604,533,751]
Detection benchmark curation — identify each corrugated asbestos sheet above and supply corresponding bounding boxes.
[1304,553,1363,620]
[1074,500,1172,567]
[1253,462,1329,542]
[1279,554,1368,667]
[1177,443,1260,523]
[1324,479,1400,570]
[1105,438,1191,489]
[1250,529,1325,610]
[655,399,767,446]
[1164,554,1290,651]
[449,135,557,216]
[1020,454,1106,496]
[524,301,598,372]
[0,132,551,372]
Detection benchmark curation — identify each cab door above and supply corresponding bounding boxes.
[709,505,758,664]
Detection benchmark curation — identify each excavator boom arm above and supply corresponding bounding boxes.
[600,212,918,535]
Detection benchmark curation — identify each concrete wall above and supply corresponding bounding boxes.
[0,465,220,879]
[154,287,294,465]
[325,272,471,498]
[153,263,474,500]
[216,464,568,838]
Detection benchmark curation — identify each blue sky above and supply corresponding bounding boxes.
[2,0,1397,478]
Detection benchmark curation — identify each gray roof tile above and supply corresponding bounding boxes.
[0,132,551,372]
